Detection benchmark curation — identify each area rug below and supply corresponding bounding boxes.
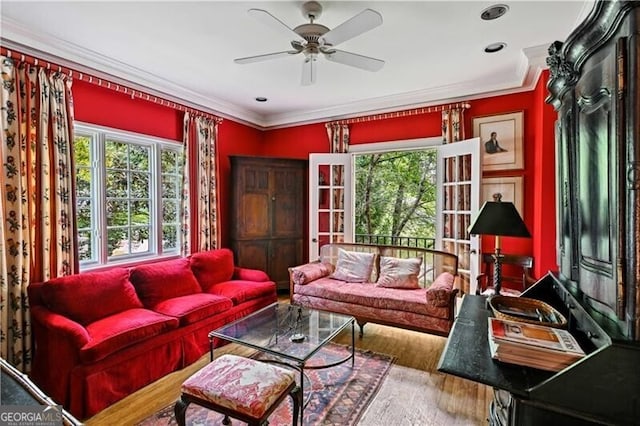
[138,343,394,426]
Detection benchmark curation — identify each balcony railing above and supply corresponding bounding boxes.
[354,234,435,249]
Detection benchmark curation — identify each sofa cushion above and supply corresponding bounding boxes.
[291,262,333,285]
[426,272,455,307]
[152,294,233,325]
[80,308,179,363]
[206,280,276,305]
[130,258,201,307]
[41,268,143,325]
[376,256,422,289]
[294,278,450,318]
[190,249,235,291]
[330,249,376,283]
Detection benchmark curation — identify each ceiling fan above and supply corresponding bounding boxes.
[234,1,384,85]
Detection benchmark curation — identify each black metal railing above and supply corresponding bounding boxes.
[354,234,435,249]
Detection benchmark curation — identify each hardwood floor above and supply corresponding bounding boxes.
[85,311,491,425]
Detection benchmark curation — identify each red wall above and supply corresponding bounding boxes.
[532,70,558,277]
[73,80,182,141]
[72,75,557,279]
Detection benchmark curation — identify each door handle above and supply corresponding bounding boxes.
[312,238,318,242]
[470,249,477,254]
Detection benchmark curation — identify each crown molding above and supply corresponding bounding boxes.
[264,43,553,128]
[1,16,553,130]
[0,17,268,127]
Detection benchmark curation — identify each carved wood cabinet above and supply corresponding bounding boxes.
[547,0,639,340]
[438,2,640,425]
[229,156,306,293]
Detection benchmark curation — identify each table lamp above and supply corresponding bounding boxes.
[468,193,530,295]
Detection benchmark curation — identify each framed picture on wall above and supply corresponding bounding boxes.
[473,111,524,171]
[482,176,524,218]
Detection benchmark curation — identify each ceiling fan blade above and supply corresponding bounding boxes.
[234,50,300,64]
[301,57,317,86]
[320,9,382,47]
[324,49,385,72]
[248,8,306,43]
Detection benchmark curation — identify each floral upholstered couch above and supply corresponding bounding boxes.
[27,248,277,419]
[289,243,459,337]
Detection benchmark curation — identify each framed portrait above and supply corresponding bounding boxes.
[482,176,524,218]
[473,111,524,171]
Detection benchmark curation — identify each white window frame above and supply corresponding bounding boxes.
[74,122,183,271]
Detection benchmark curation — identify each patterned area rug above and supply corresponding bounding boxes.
[137,343,394,426]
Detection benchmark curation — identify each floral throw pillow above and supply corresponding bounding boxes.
[375,256,422,289]
[330,249,376,283]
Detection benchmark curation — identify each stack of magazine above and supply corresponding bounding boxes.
[488,317,586,372]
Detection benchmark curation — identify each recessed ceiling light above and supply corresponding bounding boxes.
[481,4,509,21]
[255,97,268,102]
[484,42,507,53]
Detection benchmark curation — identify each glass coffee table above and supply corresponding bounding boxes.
[208,303,355,422]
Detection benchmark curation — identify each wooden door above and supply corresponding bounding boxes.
[232,159,271,239]
[271,166,303,238]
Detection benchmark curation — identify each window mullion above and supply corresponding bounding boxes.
[151,143,161,255]
[95,132,108,266]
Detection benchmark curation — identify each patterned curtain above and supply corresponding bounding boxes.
[181,113,218,254]
[325,123,349,240]
[0,56,76,371]
[441,107,465,143]
[326,123,350,153]
[180,114,192,256]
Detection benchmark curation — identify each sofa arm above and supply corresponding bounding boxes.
[233,266,270,282]
[289,262,333,286]
[29,306,91,409]
[426,272,457,307]
[30,306,90,348]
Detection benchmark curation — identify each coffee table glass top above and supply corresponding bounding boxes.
[209,303,354,363]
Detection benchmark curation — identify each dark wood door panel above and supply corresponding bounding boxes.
[270,239,303,290]
[272,193,302,237]
[232,241,269,272]
[242,167,270,192]
[238,193,270,237]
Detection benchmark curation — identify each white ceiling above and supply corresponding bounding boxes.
[0,1,593,129]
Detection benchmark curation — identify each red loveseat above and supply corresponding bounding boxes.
[27,248,277,419]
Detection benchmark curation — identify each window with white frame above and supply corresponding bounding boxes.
[74,123,183,269]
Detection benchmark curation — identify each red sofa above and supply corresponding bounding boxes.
[27,248,277,419]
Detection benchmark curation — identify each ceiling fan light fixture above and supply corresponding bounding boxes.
[481,4,509,21]
[236,1,385,85]
[484,42,507,53]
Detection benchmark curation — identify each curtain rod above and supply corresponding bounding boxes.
[330,102,471,125]
[0,47,223,123]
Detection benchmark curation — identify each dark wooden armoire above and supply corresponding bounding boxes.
[229,156,306,293]
[438,2,640,424]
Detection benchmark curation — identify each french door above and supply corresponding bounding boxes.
[308,154,353,261]
[436,137,482,295]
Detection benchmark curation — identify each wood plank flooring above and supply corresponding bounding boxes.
[85,308,491,425]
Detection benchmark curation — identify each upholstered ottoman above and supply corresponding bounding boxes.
[174,354,301,426]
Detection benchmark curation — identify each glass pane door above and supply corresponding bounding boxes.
[309,153,352,261]
[436,138,481,295]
